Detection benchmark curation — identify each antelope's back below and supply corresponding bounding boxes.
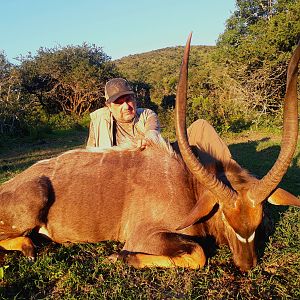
[35,147,196,243]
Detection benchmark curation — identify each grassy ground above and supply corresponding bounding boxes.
[0,129,299,299]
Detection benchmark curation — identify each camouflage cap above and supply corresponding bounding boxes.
[105,78,135,103]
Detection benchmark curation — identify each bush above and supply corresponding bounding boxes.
[186,96,252,133]
[158,108,176,141]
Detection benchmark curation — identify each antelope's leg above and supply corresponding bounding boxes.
[0,237,35,258]
[110,230,206,269]
[120,245,205,269]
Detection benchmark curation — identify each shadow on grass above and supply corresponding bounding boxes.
[229,138,300,195]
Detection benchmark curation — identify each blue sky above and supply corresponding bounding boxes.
[1,0,236,63]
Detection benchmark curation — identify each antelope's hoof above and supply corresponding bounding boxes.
[22,245,36,259]
[105,253,120,264]
[27,256,36,264]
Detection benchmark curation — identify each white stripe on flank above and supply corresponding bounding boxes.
[35,158,51,165]
[99,152,106,166]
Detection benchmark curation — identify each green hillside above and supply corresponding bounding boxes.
[115,45,214,104]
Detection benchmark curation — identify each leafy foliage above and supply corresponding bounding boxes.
[115,46,214,103]
[0,52,38,135]
[216,0,300,114]
[114,0,300,134]
[0,1,299,136]
[116,45,256,133]
[18,44,119,116]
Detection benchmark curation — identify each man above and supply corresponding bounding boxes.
[86,78,160,150]
[86,78,231,165]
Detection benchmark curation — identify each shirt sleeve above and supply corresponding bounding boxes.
[143,109,161,133]
[86,121,96,147]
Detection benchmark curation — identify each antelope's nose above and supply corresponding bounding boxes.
[238,256,257,272]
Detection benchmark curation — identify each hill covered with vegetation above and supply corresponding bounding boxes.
[0,0,299,138]
[115,45,213,103]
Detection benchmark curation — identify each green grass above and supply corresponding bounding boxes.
[0,129,299,299]
[0,128,88,184]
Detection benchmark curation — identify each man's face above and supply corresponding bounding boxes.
[108,95,136,122]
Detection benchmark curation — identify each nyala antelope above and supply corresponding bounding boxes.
[0,35,299,272]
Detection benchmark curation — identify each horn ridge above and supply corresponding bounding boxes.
[175,33,237,203]
[249,42,300,204]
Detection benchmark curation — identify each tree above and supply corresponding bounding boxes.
[215,0,300,114]
[0,52,43,135]
[19,44,119,116]
[0,52,22,134]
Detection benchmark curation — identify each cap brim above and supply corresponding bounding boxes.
[106,91,135,104]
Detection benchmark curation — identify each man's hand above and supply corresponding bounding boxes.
[136,131,161,150]
[136,139,149,150]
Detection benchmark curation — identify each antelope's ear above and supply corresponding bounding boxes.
[268,188,300,207]
[176,192,216,231]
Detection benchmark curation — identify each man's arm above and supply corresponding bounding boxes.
[144,109,160,133]
[137,109,161,149]
[143,109,161,141]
